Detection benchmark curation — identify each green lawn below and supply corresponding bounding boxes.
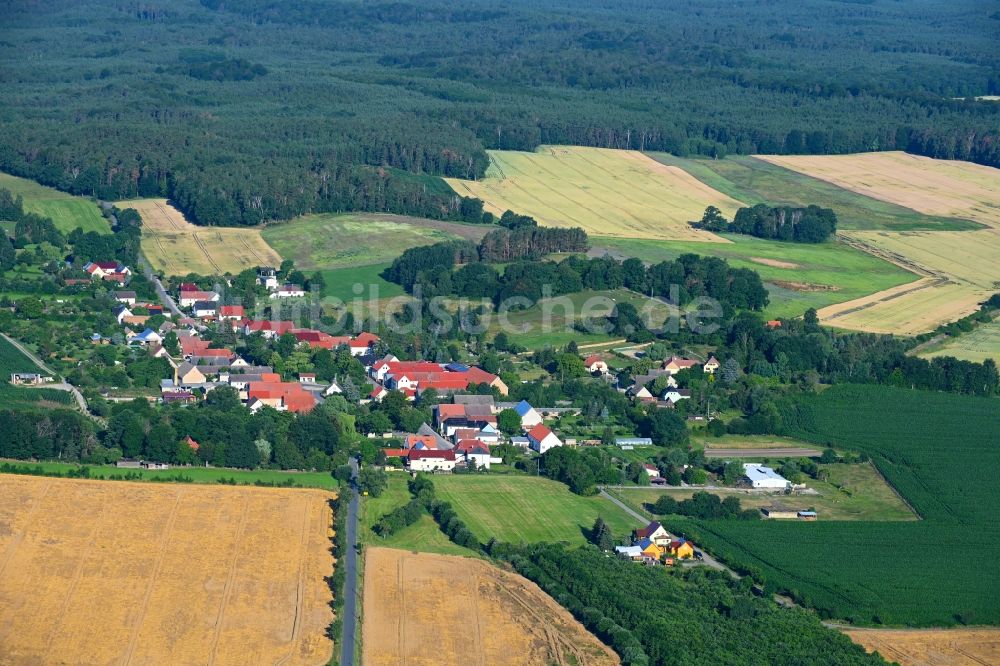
[648,154,980,232]
[0,171,111,234]
[0,459,338,489]
[432,475,643,545]
[593,234,916,319]
[319,263,406,302]
[0,334,46,376]
[693,434,826,452]
[262,212,486,270]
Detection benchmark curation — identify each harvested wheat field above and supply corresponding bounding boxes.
[845,628,1000,666]
[0,475,334,666]
[446,146,740,241]
[756,152,1000,229]
[363,547,619,666]
[817,229,1000,334]
[119,198,283,275]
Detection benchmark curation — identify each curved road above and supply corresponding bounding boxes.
[339,458,360,666]
[137,253,183,317]
[2,332,91,416]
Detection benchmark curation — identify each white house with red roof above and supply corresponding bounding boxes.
[243,320,296,339]
[270,284,306,299]
[218,305,245,320]
[583,354,609,375]
[454,439,497,469]
[527,423,562,454]
[178,290,220,308]
[84,261,131,283]
[407,449,457,472]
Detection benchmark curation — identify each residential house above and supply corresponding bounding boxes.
[243,320,295,339]
[368,386,388,403]
[175,362,207,388]
[178,290,219,308]
[666,539,694,559]
[662,356,699,375]
[270,284,305,299]
[636,538,663,560]
[452,394,496,410]
[84,261,131,283]
[407,449,457,472]
[583,354,609,375]
[246,382,317,413]
[161,391,195,404]
[218,305,245,320]
[323,380,343,396]
[627,385,653,401]
[113,304,133,324]
[703,355,721,374]
[193,301,217,318]
[742,463,790,490]
[662,388,692,404]
[513,399,543,428]
[454,439,494,469]
[256,266,279,290]
[634,521,672,546]
[298,373,316,384]
[114,290,137,305]
[527,423,562,454]
[643,463,660,477]
[129,328,162,345]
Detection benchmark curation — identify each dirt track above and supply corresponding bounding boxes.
[0,475,334,665]
[362,547,619,666]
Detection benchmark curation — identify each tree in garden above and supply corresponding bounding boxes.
[225,438,260,469]
[653,494,679,515]
[358,467,388,497]
[497,408,522,436]
[642,409,688,446]
[254,438,272,464]
[590,517,614,551]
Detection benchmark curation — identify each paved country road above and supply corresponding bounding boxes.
[137,253,184,317]
[339,458,360,666]
[1,332,92,416]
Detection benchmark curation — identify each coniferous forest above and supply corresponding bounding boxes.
[1,0,998,228]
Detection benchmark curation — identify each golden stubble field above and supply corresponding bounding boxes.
[755,151,1000,230]
[446,146,741,241]
[754,152,1000,336]
[120,198,283,275]
[845,628,1000,666]
[363,547,619,666]
[0,475,334,665]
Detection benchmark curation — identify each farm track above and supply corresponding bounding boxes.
[192,231,224,275]
[121,491,182,666]
[207,496,250,666]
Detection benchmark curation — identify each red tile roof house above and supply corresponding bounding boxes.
[243,320,296,339]
[178,290,220,308]
[246,382,317,413]
[84,261,132,283]
[583,354,609,374]
[454,439,494,469]
[526,424,563,454]
[218,305,245,320]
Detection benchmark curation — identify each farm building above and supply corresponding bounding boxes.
[743,463,791,490]
[9,373,55,385]
[615,437,653,449]
[270,284,306,298]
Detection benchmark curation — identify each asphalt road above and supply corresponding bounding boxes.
[137,253,183,317]
[2,332,92,416]
[339,458,360,666]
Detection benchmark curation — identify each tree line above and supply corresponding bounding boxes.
[693,204,838,243]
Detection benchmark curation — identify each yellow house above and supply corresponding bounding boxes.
[667,539,694,559]
[637,538,662,560]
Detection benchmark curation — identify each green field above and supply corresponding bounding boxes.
[919,316,1000,363]
[594,234,916,319]
[0,335,45,376]
[0,172,111,234]
[0,459,338,489]
[318,262,407,302]
[432,475,642,545]
[262,212,487,270]
[360,474,480,557]
[672,385,1000,626]
[649,155,980,232]
[484,288,671,349]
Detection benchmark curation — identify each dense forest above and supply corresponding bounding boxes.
[1,0,997,227]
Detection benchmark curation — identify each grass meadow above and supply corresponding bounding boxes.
[593,234,916,319]
[0,459,338,489]
[262,212,487,270]
[0,171,110,234]
[432,475,642,545]
[919,316,1000,363]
